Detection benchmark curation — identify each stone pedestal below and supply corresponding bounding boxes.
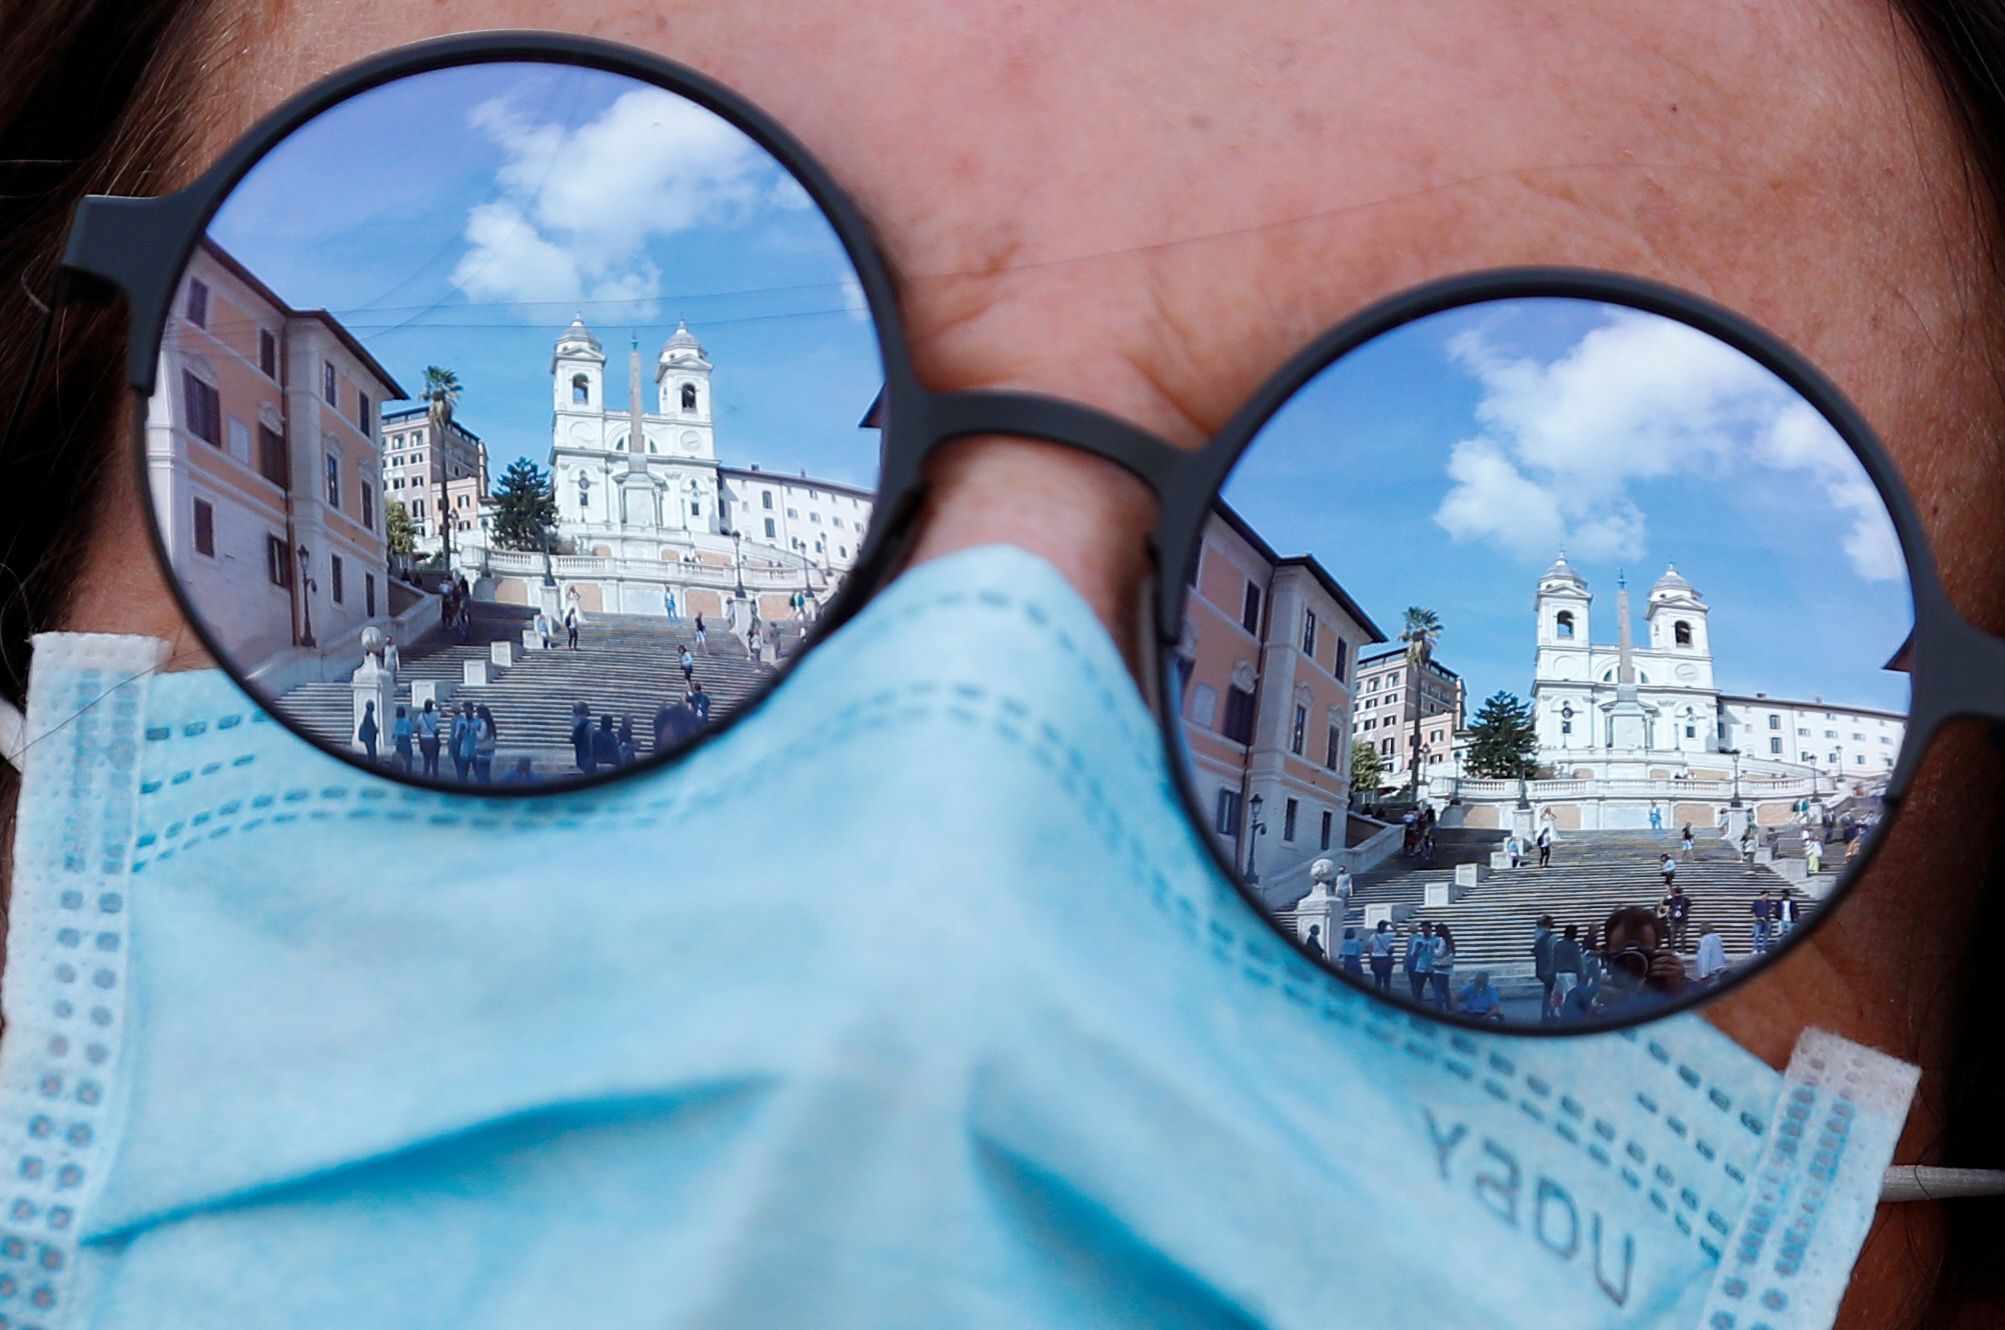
[1294,886,1340,956]
[489,641,514,668]
[349,655,394,757]
[1424,881,1452,908]
[1363,903,1395,932]
[462,659,489,687]
[1489,851,1513,870]
[520,627,541,651]
[410,679,439,710]
[1453,863,1488,889]
[1721,806,1752,840]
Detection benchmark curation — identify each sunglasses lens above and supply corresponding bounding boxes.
[145,62,885,789]
[1171,295,1913,1029]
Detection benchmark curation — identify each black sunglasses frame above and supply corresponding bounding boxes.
[41,30,2005,1036]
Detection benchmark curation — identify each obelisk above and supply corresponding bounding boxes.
[1606,569,1651,751]
[618,333,656,529]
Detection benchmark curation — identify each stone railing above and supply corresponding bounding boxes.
[476,548,820,591]
[1438,774,1826,802]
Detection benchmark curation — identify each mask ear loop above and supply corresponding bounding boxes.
[0,695,22,771]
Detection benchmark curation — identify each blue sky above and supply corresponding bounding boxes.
[201,62,884,489]
[1225,300,1914,716]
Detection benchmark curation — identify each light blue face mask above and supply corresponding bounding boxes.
[2,546,1917,1330]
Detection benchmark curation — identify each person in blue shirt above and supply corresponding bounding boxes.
[1403,921,1436,1002]
[1455,971,1503,1021]
[1336,927,1364,977]
[1365,921,1396,991]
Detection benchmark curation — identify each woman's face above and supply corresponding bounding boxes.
[53,1,2005,1322]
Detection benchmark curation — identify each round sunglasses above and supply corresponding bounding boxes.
[21,30,2005,1037]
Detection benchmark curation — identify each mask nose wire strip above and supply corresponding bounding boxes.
[1881,1166,2005,1202]
[0,696,23,770]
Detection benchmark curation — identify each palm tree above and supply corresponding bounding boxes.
[422,366,462,563]
[1400,606,1442,799]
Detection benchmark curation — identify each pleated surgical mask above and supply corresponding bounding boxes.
[0,546,1919,1330]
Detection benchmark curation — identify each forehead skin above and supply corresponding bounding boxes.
[57,1,2005,1323]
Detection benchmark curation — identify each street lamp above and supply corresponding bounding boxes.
[1722,747,1743,807]
[295,544,317,648]
[1560,702,1574,750]
[723,527,746,598]
[1244,792,1267,884]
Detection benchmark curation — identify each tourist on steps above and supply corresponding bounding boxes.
[565,606,580,650]
[450,702,479,783]
[617,716,637,767]
[1455,971,1503,1022]
[1680,824,1695,859]
[1750,889,1775,955]
[1532,914,1557,1022]
[1336,927,1363,978]
[1302,924,1325,962]
[688,682,712,726]
[1428,924,1456,1010]
[356,702,379,763]
[1536,825,1552,868]
[1366,921,1396,991]
[571,702,596,775]
[1505,832,1523,869]
[1404,921,1436,1002]
[473,705,497,784]
[1552,924,1585,1011]
[663,588,680,624]
[391,705,414,774]
[416,700,441,779]
[592,715,620,769]
[694,613,708,654]
[679,645,696,685]
[1662,883,1691,951]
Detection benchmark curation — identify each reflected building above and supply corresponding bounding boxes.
[149,238,404,671]
[380,406,488,560]
[1351,648,1465,796]
[1443,554,1905,830]
[1178,504,1385,898]
[471,316,871,627]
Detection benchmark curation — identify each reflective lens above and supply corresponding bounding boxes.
[1174,297,1913,1029]
[147,62,885,788]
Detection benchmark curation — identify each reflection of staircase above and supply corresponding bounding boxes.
[1278,830,1820,973]
[274,601,776,763]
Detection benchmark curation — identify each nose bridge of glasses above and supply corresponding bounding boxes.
[906,387,1203,642]
[60,191,209,394]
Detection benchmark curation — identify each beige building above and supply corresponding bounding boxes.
[148,238,404,671]
[1351,648,1466,795]
[381,405,489,559]
[1178,504,1384,890]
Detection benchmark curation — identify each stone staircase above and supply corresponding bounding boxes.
[274,600,776,766]
[1280,829,1822,974]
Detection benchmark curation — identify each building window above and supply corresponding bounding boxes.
[1301,609,1318,657]
[761,491,774,509]
[181,370,222,446]
[1214,789,1243,837]
[1380,737,1395,756]
[1674,620,1692,646]
[192,498,215,557]
[1851,732,1863,741]
[838,546,848,558]
[322,361,337,406]
[1222,685,1256,744]
[1241,581,1261,634]
[787,507,798,518]
[227,416,251,463]
[764,517,776,538]
[1282,798,1299,842]
[1290,704,1307,756]
[1326,725,1341,770]
[681,383,698,411]
[1685,724,1696,738]
[360,485,375,531]
[259,329,277,378]
[1824,729,1837,739]
[1189,683,1219,729]
[330,555,344,604]
[184,278,209,328]
[413,498,426,520]
[833,517,845,529]
[1319,810,1334,851]
[1555,611,1574,639]
[1364,718,1376,731]
[1561,720,1572,735]
[1769,737,1783,754]
[266,535,291,588]
[257,425,287,487]
[365,574,378,617]
[1334,637,1348,682]
[324,453,341,509]
[1768,715,1781,730]
[356,392,371,435]
[572,374,589,404]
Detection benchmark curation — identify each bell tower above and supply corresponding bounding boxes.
[552,313,606,420]
[657,321,715,456]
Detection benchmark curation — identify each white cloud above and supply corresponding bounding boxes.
[450,88,774,311]
[1432,311,1903,583]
